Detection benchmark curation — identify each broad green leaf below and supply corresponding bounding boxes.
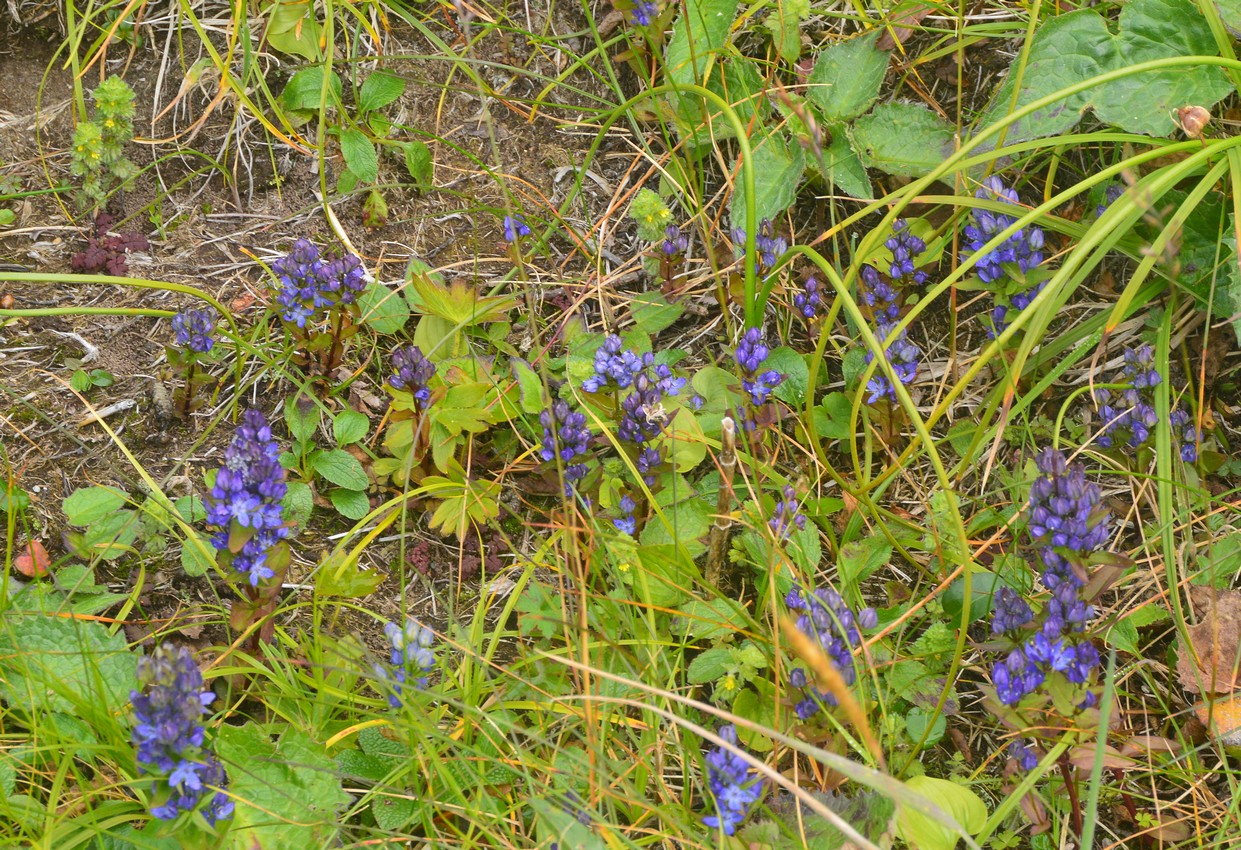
[905,708,947,746]
[180,538,215,577]
[333,409,370,446]
[838,536,891,589]
[70,369,92,392]
[336,749,390,783]
[358,71,405,114]
[815,392,856,440]
[63,485,127,526]
[1217,0,1241,34]
[765,346,809,406]
[630,292,685,334]
[357,281,410,334]
[0,612,137,714]
[312,449,369,490]
[283,481,314,527]
[635,544,694,607]
[403,140,433,191]
[372,795,417,830]
[807,31,889,122]
[666,406,708,474]
[731,131,805,228]
[731,682,775,751]
[216,724,350,850]
[266,0,322,61]
[339,128,378,183]
[822,123,873,199]
[896,775,987,850]
[511,358,547,415]
[406,273,516,326]
[1107,617,1140,655]
[764,0,809,63]
[665,0,739,89]
[362,189,388,228]
[851,103,955,178]
[434,383,503,435]
[943,568,1005,624]
[280,67,341,114]
[329,487,371,520]
[284,393,321,446]
[671,598,743,639]
[687,647,734,684]
[976,0,1232,143]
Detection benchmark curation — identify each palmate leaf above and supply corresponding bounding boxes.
[405,272,516,326]
[424,462,501,540]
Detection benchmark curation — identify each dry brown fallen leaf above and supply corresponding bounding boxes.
[1176,588,1241,694]
[876,3,935,52]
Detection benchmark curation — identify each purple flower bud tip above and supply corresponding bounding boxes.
[502,214,531,243]
[171,307,218,354]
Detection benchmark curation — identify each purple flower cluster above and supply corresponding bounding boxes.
[170,307,217,354]
[1096,183,1125,217]
[540,399,591,496]
[1094,345,1197,462]
[630,0,658,25]
[131,645,233,825]
[272,238,366,329]
[733,218,788,272]
[661,224,688,257]
[991,449,1107,710]
[1009,739,1040,771]
[702,724,763,836]
[960,177,1046,333]
[503,214,531,243]
[206,409,290,586]
[389,344,437,407]
[860,270,920,404]
[793,276,822,320]
[376,618,436,708]
[769,485,807,540]
[581,335,684,484]
[785,586,876,720]
[885,219,927,285]
[734,328,785,431]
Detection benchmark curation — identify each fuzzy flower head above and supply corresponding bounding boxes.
[702,725,763,836]
[272,238,366,329]
[171,307,218,354]
[206,409,290,586]
[131,645,233,825]
[389,344,437,406]
[377,618,436,708]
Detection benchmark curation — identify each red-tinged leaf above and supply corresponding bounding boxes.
[1120,735,1180,756]
[1067,744,1137,770]
[1177,588,1241,694]
[1194,695,1241,746]
[14,540,51,578]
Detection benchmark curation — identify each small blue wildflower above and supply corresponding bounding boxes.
[503,214,531,243]
[630,0,658,25]
[733,328,785,429]
[540,399,591,496]
[702,725,763,836]
[377,618,436,708]
[1096,183,1125,217]
[733,219,788,273]
[131,645,233,825]
[1027,447,1110,589]
[769,485,807,540]
[389,344,437,406]
[582,335,646,393]
[272,238,365,329]
[1009,740,1040,772]
[206,409,290,586]
[614,494,637,535]
[661,224,688,257]
[785,585,874,719]
[170,307,217,354]
[885,219,927,285]
[960,177,1046,333]
[1095,345,1196,462]
[793,276,821,320]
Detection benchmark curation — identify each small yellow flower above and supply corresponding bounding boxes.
[720,674,737,693]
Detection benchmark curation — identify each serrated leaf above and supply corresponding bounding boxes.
[340,127,378,183]
[312,449,369,490]
[765,0,807,64]
[976,0,1233,143]
[372,794,417,830]
[765,346,808,406]
[896,776,987,850]
[216,724,350,850]
[336,749,390,782]
[403,141,433,192]
[281,67,341,114]
[357,281,410,334]
[333,409,369,446]
[807,31,889,122]
[283,480,314,527]
[511,358,546,415]
[688,647,733,684]
[358,71,405,114]
[851,103,955,178]
[838,536,891,589]
[0,612,137,714]
[822,124,873,199]
[630,292,685,334]
[665,0,743,139]
[732,131,805,228]
[330,487,371,519]
[63,485,127,526]
[284,393,321,446]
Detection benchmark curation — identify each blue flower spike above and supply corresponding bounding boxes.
[702,724,763,836]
